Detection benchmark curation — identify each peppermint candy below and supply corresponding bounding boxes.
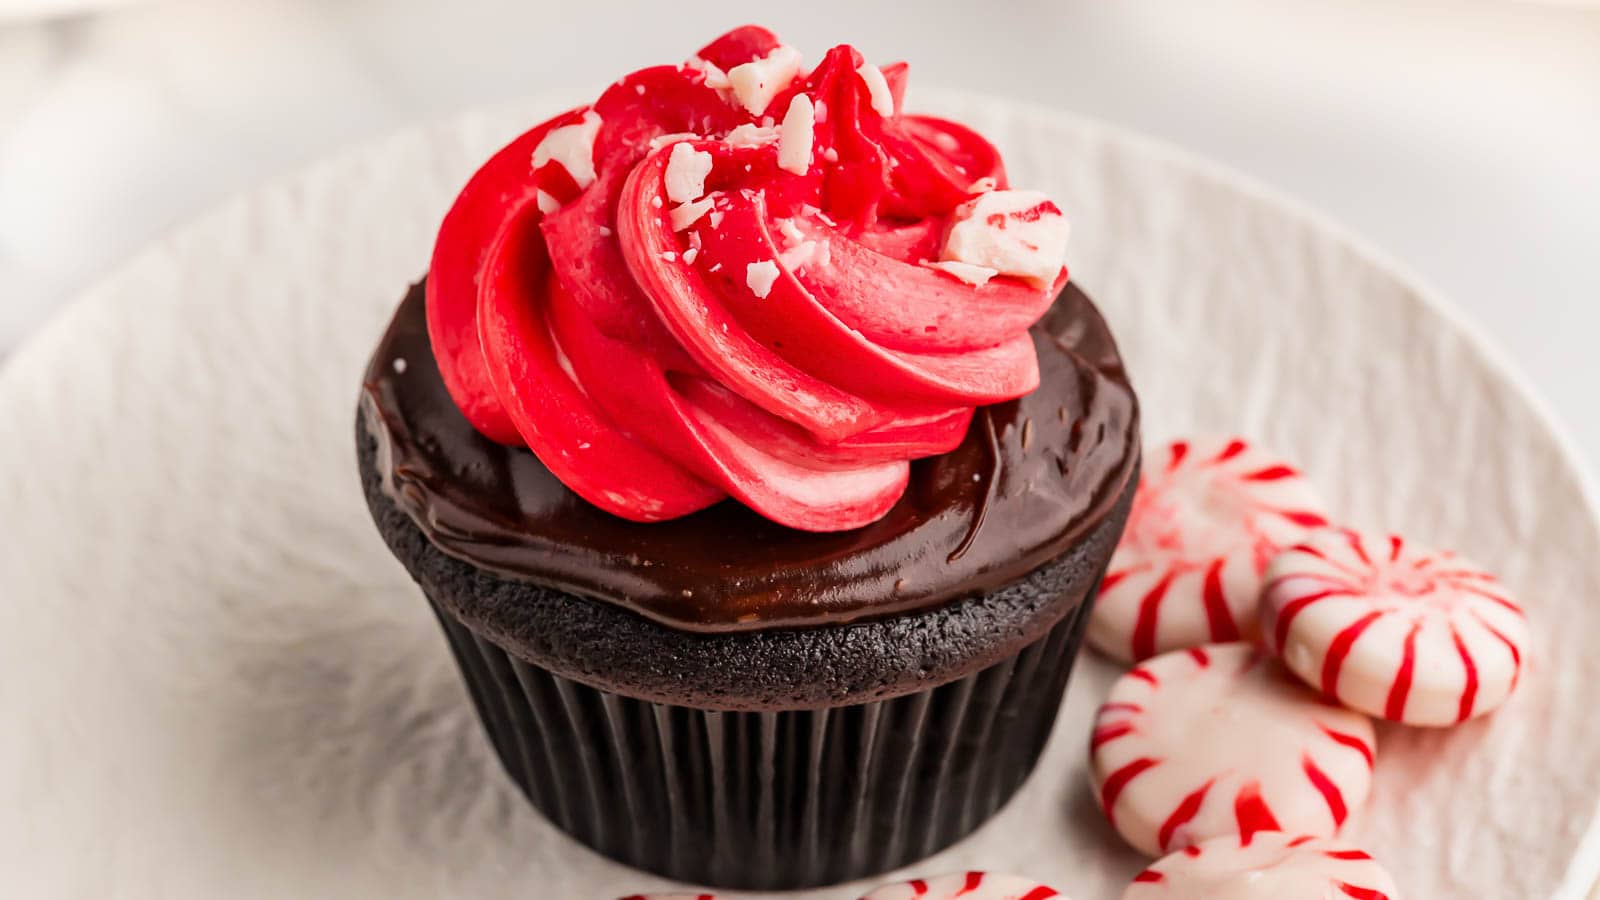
[1090,438,1329,662]
[1089,643,1375,857]
[1122,832,1402,899]
[622,872,1064,900]
[861,872,1065,900]
[1262,528,1530,726]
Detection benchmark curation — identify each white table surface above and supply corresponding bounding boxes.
[2,0,1597,480]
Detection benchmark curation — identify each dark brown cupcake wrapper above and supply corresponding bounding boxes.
[427,584,1098,891]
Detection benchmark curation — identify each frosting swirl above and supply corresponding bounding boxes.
[427,26,1071,531]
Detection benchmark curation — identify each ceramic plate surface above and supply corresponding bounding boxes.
[3,91,1598,899]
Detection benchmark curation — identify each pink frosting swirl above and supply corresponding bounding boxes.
[427,26,1071,531]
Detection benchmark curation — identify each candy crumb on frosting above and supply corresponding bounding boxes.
[856,62,895,116]
[727,43,804,114]
[941,190,1070,289]
[778,94,815,175]
[664,142,714,203]
[923,259,999,286]
[745,259,780,297]
[531,109,602,192]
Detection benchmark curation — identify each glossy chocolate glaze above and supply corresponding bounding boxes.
[361,279,1138,632]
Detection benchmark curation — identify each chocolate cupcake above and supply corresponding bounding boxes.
[357,26,1139,890]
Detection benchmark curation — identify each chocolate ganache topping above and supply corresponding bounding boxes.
[361,278,1137,632]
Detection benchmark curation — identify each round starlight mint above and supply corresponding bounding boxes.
[1089,437,1330,662]
[1089,642,1375,857]
[1122,832,1402,899]
[861,871,1067,900]
[1261,528,1531,726]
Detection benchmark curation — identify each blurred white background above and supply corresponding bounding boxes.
[1,0,1597,472]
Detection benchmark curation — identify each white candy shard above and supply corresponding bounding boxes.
[670,196,716,231]
[1122,832,1403,900]
[723,123,780,147]
[531,109,601,189]
[535,189,560,215]
[1089,437,1330,663]
[940,189,1069,289]
[775,217,806,246]
[1090,643,1376,858]
[778,94,815,175]
[682,247,699,265]
[727,44,804,115]
[746,260,780,298]
[684,55,730,89]
[921,260,998,286]
[779,240,828,273]
[1262,528,1530,726]
[664,142,714,204]
[856,62,895,117]
[649,131,700,151]
[863,871,1067,900]
[969,176,999,193]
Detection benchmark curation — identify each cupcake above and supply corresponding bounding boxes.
[357,25,1139,890]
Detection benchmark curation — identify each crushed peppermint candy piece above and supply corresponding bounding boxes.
[1262,528,1530,726]
[941,189,1069,288]
[670,196,716,231]
[779,239,828,273]
[1089,437,1330,663]
[532,109,601,189]
[683,54,730,89]
[856,62,895,117]
[862,872,1066,900]
[682,247,699,265]
[664,142,714,204]
[1123,832,1402,900]
[727,44,804,115]
[922,259,998,287]
[1090,643,1375,858]
[778,94,815,175]
[746,260,780,298]
[535,189,560,215]
[723,123,780,147]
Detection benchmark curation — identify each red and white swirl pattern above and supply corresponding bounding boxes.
[1089,643,1375,857]
[1261,528,1530,726]
[621,872,1065,900]
[426,26,1070,531]
[1089,437,1330,662]
[1121,832,1402,899]
[861,871,1065,900]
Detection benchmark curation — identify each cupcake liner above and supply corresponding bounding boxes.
[426,583,1098,891]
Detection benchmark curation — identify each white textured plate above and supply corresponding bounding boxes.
[3,91,1598,899]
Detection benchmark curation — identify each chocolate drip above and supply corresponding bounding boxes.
[360,279,1138,632]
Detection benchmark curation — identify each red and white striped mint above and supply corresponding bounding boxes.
[1090,437,1330,662]
[1089,642,1375,858]
[862,872,1066,900]
[1261,528,1530,726]
[1121,832,1402,899]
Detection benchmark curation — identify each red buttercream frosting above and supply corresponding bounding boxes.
[426,26,1070,531]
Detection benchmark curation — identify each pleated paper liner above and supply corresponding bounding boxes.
[429,587,1098,890]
